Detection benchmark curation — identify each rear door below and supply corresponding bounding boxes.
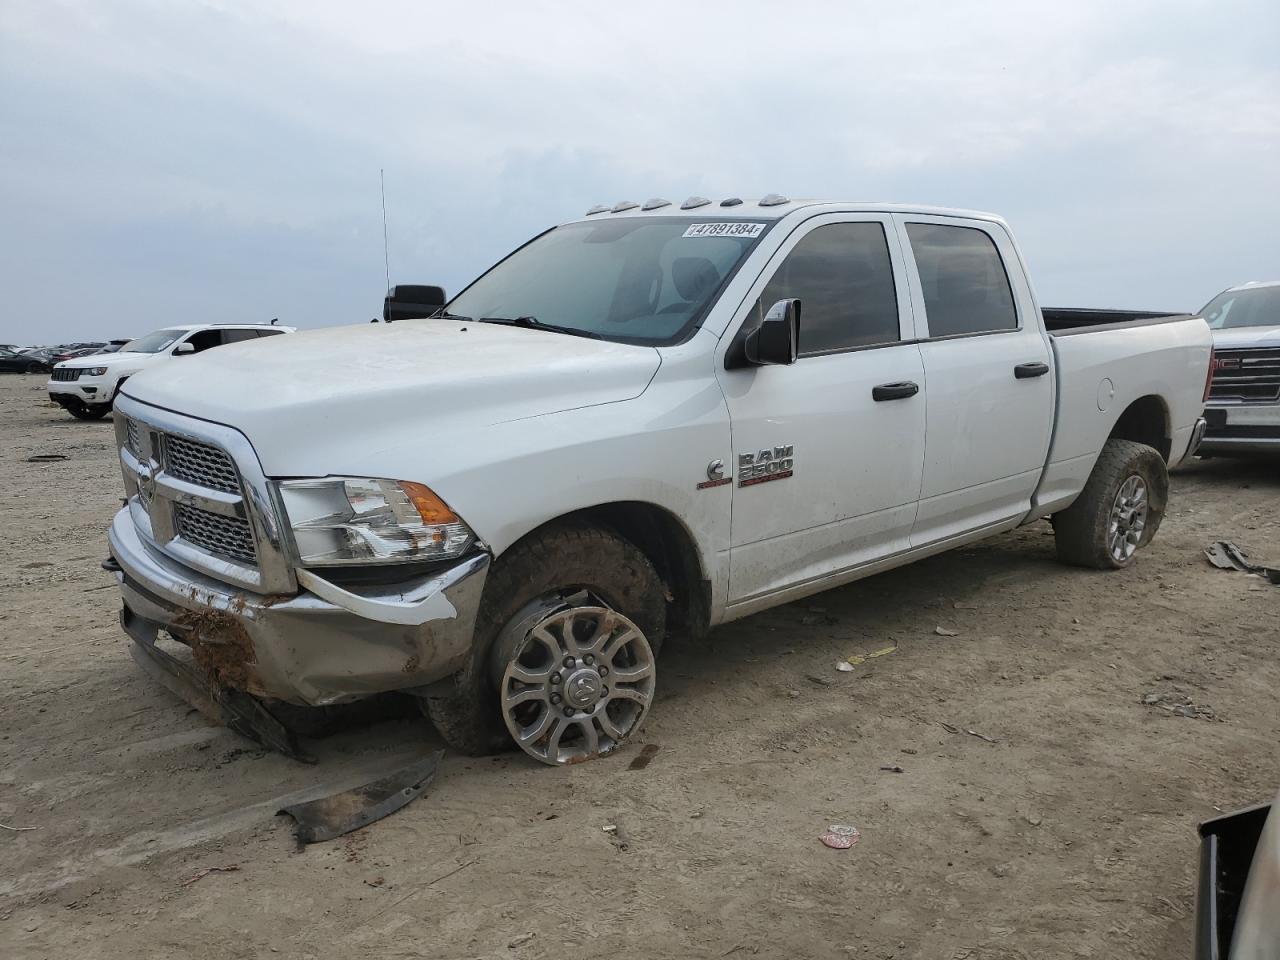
[717,213,927,606]
[895,215,1054,546]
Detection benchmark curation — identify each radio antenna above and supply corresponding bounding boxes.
[380,168,391,293]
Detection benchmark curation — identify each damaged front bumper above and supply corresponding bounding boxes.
[107,507,489,706]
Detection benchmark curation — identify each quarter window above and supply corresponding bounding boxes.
[756,222,900,355]
[905,223,1018,337]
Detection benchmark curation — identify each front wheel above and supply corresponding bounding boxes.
[1053,438,1168,569]
[421,522,665,765]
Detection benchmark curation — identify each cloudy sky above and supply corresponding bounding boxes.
[1,0,1277,344]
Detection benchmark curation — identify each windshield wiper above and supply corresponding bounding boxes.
[477,316,602,339]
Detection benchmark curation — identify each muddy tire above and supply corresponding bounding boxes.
[1053,438,1168,570]
[421,522,665,757]
[67,402,110,420]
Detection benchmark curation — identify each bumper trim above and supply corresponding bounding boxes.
[109,507,491,705]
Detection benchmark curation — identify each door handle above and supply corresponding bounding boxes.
[1014,361,1050,379]
[872,381,920,401]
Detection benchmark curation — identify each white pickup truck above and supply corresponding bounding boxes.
[47,323,294,420]
[105,198,1212,766]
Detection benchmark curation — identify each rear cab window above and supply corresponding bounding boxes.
[904,222,1018,338]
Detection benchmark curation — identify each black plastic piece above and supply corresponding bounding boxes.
[1015,361,1050,379]
[1196,802,1271,959]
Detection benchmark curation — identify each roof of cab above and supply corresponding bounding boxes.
[564,196,1008,226]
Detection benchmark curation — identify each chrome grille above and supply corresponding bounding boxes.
[163,434,241,494]
[51,367,82,382]
[173,503,256,564]
[1210,348,1280,403]
[125,418,142,456]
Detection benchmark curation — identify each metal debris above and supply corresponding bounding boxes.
[279,751,444,844]
[1205,540,1280,584]
[965,729,998,743]
[819,823,861,849]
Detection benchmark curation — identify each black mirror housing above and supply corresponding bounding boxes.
[383,284,447,323]
[742,298,800,366]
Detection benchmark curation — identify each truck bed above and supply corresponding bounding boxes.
[1043,308,1195,336]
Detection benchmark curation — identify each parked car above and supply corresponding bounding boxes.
[1196,791,1279,959]
[47,323,295,420]
[104,198,1211,766]
[53,346,106,363]
[0,347,51,374]
[1199,280,1280,457]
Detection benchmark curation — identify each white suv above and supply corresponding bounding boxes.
[47,323,295,420]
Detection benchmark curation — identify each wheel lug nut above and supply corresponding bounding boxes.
[563,656,575,668]
[551,672,562,685]
[600,685,608,696]
[550,693,562,705]
[598,666,608,677]
[563,707,575,717]
[583,654,594,665]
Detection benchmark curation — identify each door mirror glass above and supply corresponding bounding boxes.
[172,341,195,355]
[384,284,447,323]
[743,299,800,366]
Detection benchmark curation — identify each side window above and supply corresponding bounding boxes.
[185,330,223,352]
[756,222,899,355]
[219,329,261,344]
[905,223,1018,337]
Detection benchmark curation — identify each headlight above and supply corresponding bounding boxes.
[277,478,474,566]
[86,367,108,376]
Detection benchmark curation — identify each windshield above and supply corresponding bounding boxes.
[443,217,771,344]
[1201,286,1280,330]
[123,328,186,354]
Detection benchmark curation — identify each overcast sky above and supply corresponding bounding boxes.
[1,0,1277,344]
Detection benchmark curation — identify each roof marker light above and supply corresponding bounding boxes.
[759,193,789,206]
[680,196,711,210]
[585,204,609,215]
[641,198,671,211]
[611,200,640,212]
[720,197,743,207]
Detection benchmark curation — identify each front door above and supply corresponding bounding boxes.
[716,213,927,607]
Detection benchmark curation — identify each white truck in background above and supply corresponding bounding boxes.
[104,197,1212,767]
[47,323,294,420]
[1197,280,1280,456]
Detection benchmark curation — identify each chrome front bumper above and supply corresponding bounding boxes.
[108,508,490,706]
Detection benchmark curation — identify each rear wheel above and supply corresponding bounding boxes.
[67,402,110,420]
[1053,438,1168,569]
[421,522,665,765]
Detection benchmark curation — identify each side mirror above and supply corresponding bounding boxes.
[743,299,800,366]
[383,284,447,323]
[173,342,195,355]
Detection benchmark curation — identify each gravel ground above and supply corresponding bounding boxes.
[2,372,1277,960]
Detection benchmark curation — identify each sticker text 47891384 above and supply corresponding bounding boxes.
[682,222,767,239]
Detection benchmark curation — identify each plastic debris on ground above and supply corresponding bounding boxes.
[934,626,960,637]
[1141,691,1216,720]
[841,645,897,667]
[819,823,861,849]
[1204,540,1280,584]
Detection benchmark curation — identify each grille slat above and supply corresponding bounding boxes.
[173,503,256,565]
[51,368,82,382]
[125,418,142,456]
[1210,348,1280,403]
[163,434,241,494]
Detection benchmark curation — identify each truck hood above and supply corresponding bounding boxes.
[1211,326,1280,348]
[63,351,154,368]
[123,320,661,474]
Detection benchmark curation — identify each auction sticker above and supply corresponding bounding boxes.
[683,222,767,239]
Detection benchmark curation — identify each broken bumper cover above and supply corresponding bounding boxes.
[107,507,490,706]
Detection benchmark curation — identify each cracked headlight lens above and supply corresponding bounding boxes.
[277,478,474,565]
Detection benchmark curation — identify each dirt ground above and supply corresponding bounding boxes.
[2,372,1277,960]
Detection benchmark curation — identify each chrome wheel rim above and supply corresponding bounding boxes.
[1108,474,1148,563]
[499,605,655,766]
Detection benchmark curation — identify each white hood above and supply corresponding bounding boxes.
[122,320,662,474]
[63,351,152,368]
